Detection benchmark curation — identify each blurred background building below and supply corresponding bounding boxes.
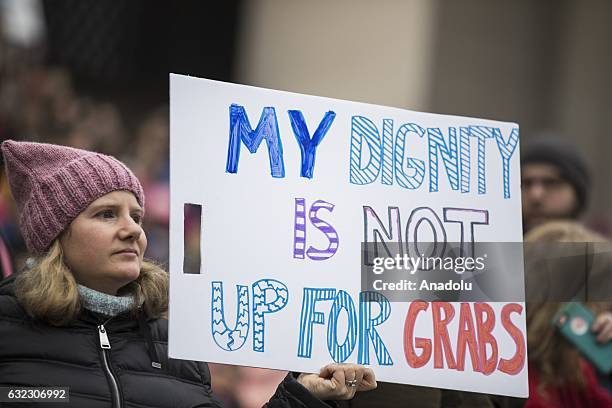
[0,0,610,406]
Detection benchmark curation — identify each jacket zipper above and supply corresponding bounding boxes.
[98,324,122,408]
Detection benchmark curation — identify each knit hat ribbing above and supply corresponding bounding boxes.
[1,140,145,254]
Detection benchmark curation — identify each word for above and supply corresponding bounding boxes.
[298,289,393,365]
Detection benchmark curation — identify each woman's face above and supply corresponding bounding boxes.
[60,190,147,295]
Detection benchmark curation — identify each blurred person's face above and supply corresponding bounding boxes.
[521,163,578,232]
[60,191,147,295]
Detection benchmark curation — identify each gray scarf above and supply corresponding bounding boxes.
[77,284,139,317]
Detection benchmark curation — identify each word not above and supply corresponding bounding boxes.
[350,117,519,198]
[364,206,489,265]
[226,104,336,178]
[293,198,339,261]
[404,301,525,375]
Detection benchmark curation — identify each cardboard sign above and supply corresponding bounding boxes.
[168,74,527,397]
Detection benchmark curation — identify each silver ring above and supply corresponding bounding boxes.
[345,379,358,387]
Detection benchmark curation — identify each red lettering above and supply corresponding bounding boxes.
[432,302,457,369]
[404,301,431,368]
[403,301,525,376]
[456,302,481,372]
[498,303,526,375]
[474,303,498,375]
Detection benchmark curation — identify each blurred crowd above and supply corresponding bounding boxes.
[0,65,287,408]
[0,64,171,269]
[2,3,612,408]
[0,9,286,407]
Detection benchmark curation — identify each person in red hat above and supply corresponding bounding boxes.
[0,140,376,407]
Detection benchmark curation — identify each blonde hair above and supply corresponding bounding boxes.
[526,301,585,393]
[15,240,168,326]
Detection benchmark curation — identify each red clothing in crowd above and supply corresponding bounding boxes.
[525,361,612,408]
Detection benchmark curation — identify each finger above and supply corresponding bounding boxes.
[345,365,359,393]
[358,367,377,391]
[323,363,354,398]
[597,324,612,343]
[343,364,357,382]
[319,364,334,379]
[349,368,364,396]
[361,367,375,383]
[299,372,338,401]
[320,363,344,380]
[319,364,343,394]
[331,365,347,390]
[332,369,353,399]
[354,368,364,385]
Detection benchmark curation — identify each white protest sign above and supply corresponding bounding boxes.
[168,74,527,397]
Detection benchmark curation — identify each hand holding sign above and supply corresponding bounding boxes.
[593,311,612,343]
[297,363,377,400]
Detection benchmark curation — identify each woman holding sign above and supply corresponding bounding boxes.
[0,140,376,407]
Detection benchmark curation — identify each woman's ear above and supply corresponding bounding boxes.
[58,225,73,243]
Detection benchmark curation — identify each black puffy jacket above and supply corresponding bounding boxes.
[0,277,331,408]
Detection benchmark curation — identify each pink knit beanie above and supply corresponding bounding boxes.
[1,140,145,254]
